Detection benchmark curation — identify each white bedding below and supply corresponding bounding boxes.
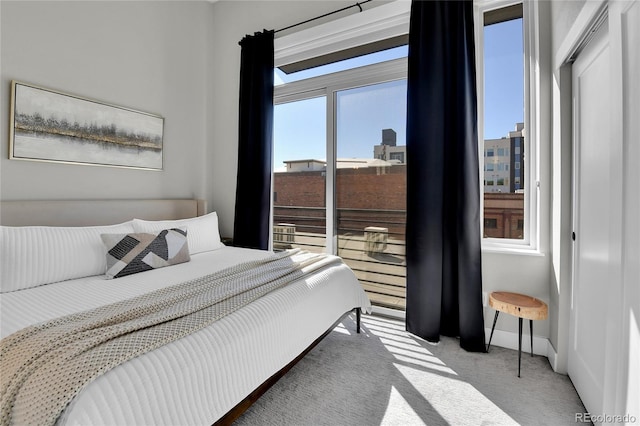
[0,246,371,425]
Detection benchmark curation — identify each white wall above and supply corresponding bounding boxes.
[551,0,587,55]
[0,1,213,203]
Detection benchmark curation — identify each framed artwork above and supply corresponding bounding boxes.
[9,81,164,170]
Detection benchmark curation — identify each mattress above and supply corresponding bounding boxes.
[0,246,371,425]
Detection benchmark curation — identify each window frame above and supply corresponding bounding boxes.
[272,0,541,254]
[475,0,541,253]
[274,59,407,255]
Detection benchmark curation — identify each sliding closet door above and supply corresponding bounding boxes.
[570,2,640,417]
[569,19,610,416]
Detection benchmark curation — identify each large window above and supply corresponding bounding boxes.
[335,80,407,309]
[272,49,407,310]
[482,4,525,240]
[271,0,540,309]
[477,1,538,249]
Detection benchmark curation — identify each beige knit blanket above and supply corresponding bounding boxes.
[0,249,336,426]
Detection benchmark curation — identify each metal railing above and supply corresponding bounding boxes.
[273,206,407,310]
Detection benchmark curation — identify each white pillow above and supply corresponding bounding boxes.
[0,221,135,293]
[132,212,223,255]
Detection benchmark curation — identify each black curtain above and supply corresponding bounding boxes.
[233,30,274,250]
[405,0,485,352]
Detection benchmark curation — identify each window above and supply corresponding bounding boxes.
[389,152,405,162]
[485,218,498,229]
[480,1,533,245]
[272,96,327,253]
[272,0,539,270]
[273,32,408,309]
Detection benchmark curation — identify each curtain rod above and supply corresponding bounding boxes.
[275,0,373,34]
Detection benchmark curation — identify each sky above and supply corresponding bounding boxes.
[273,19,524,170]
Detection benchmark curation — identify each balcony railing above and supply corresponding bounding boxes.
[273,206,407,310]
[273,194,524,311]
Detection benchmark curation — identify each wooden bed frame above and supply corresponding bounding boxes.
[215,308,361,425]
[0,198,361,425]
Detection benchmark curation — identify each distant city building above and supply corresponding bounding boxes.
[283,159,326,172]
[374,128,406,164]
[484,122,524,193]
[282,158,395,172]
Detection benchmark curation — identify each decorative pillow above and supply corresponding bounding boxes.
[132,211,224,255]
[101,228,190,279]
[0,221,136,293]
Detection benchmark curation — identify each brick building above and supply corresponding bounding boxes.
[274,163,524,240]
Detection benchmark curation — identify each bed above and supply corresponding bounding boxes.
[0,199,371,425]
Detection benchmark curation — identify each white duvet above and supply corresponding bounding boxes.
[0,246,371,425]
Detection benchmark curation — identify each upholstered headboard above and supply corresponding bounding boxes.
[0,199,207,226]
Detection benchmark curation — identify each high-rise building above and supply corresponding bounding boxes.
[483,122,524,193]
[373,128,406,163]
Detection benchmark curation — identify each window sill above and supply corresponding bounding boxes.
[481,243,544,257]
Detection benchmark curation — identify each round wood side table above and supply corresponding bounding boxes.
[487,291,548,377]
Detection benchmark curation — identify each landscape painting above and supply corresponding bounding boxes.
[9,81,164,170]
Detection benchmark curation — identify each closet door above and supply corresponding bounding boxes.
[569,18,610,416]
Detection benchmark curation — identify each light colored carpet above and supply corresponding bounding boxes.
[234,314,586,425]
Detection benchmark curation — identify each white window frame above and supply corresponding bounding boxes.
[273,59,407,255]
[272,0,541,254]
[475,0,541,253]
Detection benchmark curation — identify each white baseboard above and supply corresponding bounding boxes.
[369,310,557,367]
[485,327,550,357]
[371,305,406,320]
[546,341,560,372]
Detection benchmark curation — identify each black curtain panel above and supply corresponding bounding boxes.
[233,30,275,250]
[405,0,485,352]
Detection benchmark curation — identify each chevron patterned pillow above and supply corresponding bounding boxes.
[101,228,190,279]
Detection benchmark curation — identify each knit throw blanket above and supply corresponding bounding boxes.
[1,249,336,426]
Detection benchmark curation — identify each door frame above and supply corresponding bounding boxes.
[569,14,610,415]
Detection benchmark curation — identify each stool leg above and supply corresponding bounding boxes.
[518,317,523,378]
[487,311,500,352]
[530,319,534,357]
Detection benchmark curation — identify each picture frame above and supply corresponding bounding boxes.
[9,80,164,170]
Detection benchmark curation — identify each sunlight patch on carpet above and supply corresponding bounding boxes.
[394,363,518,425]
[332,323,352,335]
[381,386,426,426]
